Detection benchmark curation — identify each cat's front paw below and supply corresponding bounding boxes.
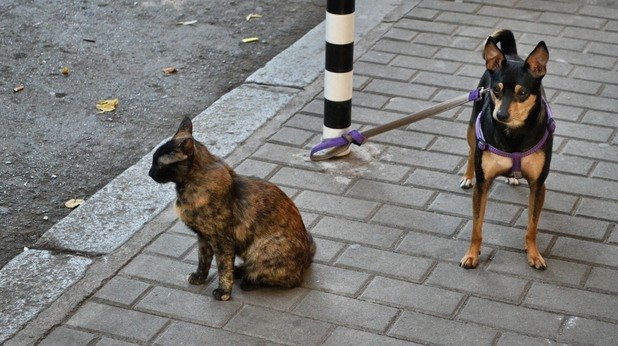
[212,288,231,301]
[187,272,207,285]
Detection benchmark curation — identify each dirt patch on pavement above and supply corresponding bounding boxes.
[0,0,325,267]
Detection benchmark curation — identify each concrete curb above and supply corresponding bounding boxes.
[0,0,406,343]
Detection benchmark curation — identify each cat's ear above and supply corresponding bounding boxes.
[180,137,194,156]
[174,116,193,138]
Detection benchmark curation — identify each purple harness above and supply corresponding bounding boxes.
[475,98,556,179]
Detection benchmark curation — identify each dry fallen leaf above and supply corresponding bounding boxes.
[65,198,85,209]
[96,98,119,113]
[162,67,177,75]
[246,13,262,21]
[13,85,24,92]
[242,37,259,43]
[60,66,70,75]
[176,20,197,25]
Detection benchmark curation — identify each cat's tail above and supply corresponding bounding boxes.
[306,232,317,268]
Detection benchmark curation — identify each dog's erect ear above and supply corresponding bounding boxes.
[174,116,193,138]
[483,37,506,72]
[525,41,549,78]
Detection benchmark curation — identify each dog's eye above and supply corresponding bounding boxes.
[492,86,501,93]
[518,89,528,97]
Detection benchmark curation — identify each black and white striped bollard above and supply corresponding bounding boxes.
[323,0,355,156]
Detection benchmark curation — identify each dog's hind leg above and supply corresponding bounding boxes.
[460,124,476,189]
[525,181,547,270]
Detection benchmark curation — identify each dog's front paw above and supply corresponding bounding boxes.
[459,253,480,269]
[460,176,474,189]
[187,272,207,285]
[212,288,231,301]
[504,177,520,186]
[527,253,547,270]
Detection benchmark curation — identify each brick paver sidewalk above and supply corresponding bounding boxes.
[38,1,616,345]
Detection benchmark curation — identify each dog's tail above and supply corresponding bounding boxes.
[490,29,517,56]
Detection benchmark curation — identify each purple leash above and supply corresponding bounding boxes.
[475,97,556,178]
[310,88,487,161]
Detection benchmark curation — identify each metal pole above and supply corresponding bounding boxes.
[323,0,355,156]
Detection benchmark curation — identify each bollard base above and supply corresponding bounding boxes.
[322,126,351,157]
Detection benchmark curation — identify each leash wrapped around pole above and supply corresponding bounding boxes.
[310,87,487,161]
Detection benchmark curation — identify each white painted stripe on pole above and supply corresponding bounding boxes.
[325,12,355,45]
[324,71,353,102]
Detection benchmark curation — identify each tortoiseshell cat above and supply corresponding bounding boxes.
[149,117,315,301]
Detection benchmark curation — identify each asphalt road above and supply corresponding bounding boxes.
[0,0,325,268]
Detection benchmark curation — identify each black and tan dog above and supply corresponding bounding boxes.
[459,30,555,270]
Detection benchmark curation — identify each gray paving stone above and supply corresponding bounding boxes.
[548,172,618,201]
[498,19,563,35]
[302,263,370,296]
[354,75,370,90]
[252,143,317,171]
[369,128,435,150]
[225,304,331,345]
[268,127,314,147]
[122,254,204,290]
[418,0,480,13]
[370,39,438,57]
[39,326,97,346]
[346,179,434,208]
[360,51,397,65]
[601,84,618,98]
[543,75,602,95]
[551,237,618,267]
[541,11,606,29]
[459,222,553,254]
[384,98,461,120]
[558,316,618,346]
[364,79,436,100]
[580,5,618,20]
[524,282,618,321]
[383,27,417,42]
[404,7,439,20]
[270,167,352,194]
[135,286,241,327]
[361,276,463,316]
[168,220,193,236]
[556,49,617,70]
[429,137,467,156]
[518,0,580,12]
[431,193,521,223]
[556,91,618,113]
[336,245,433,281]
[546,104,584,122]
[324,326,415,346]
[312,237,346,263]
[412,33,480,50]
[487,250,588,286]
[398,230,493,263]
[563,26,618,44]
[515,211,609,240]
[204,280,309,313]
[94,276,151,306]
[155,321,265,346]
[489,182,579,214]
[592,161,618,181]
[435,12,499,27]
[389,310,498,345]
[550,154,594,176]
[458,297,563,338]
[382,146,463,171]
[394,18,457,34]
[294,191,379,220]
[234,159,278,179]
[414,70,479,90]
[67,302,168,342]
[145,233,195,258]
[373,204,464,236]
[96,338,139,346]
[477,6,541,21]
[426,263,529,302]
[405,168,461,192]
[293,290,399,332]
[559,121,614,142]
[571,66,618,85]
[586,266,618,294]
[352,91,391,109]
[576,198,617,221]
[311,216,404,249]
[496,332,560,346]
[588,41,618,57]
[407,117,468,138]
[354,61,416,82]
